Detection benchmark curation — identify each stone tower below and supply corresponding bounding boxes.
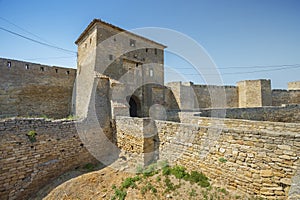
[237,79,272,108]
[74,19,166,118]
[288,81,300,90]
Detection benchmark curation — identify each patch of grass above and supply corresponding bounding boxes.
[164,177,176,192]
[111,188,126,200]
[112,163,215,199]
[162,165,171,176]
[121,176,140,189]
[170,165,189,179]
[162,165,210,188]
[202,190,208,200]
[141,182,157,195]
[189,171,210,188]
[189,188,197,197]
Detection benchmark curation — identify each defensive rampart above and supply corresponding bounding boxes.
[115,116,300,199]
[0,58,76,119]
[0,118,98,200]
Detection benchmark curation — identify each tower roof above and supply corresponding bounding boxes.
[75,19,167,48]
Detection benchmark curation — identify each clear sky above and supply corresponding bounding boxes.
[0,0,299,88]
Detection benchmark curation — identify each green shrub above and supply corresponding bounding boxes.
[121,177,137,189]
[141,186,147,195]
[132,175,141,182]
[27,130,36,142]
[170,165,188,179]
[189,171,209,184]
[162,166,171,176]
[164,177,175,192]
[198,179,210,188]
[140,182,157,195]
[112,188,127,200]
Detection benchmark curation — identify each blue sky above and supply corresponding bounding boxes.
[0,0,299,88]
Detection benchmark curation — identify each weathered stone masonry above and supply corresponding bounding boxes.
[115,116,300,199]
[1,19,300,200]
[0,58,76,119]
[198,104,300,123]
[0,118,98,200]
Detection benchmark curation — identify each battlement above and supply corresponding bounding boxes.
[0,57,76,118]
[0,57,76,75]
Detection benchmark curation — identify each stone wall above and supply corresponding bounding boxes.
[192,84,238,108]
[165,82,238,110]
[272,90,290,106]
[178,112,300,133]
[0,118,99,200]
[289,90,300,104]
[198,104,300,123]
[165,80,299,111]
[115,116,300,199]
[0,58,76,119]
[288,81,300,90]
[115,117,158,166]
[272,90,300,106]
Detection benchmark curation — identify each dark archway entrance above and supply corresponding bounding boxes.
[128,95,141,117]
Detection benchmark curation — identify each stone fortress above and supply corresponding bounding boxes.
[0,19,300,199]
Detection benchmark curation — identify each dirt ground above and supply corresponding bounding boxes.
[43,165,256,200]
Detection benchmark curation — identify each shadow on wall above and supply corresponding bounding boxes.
[143,119,160,166]
[165,87,181,122]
